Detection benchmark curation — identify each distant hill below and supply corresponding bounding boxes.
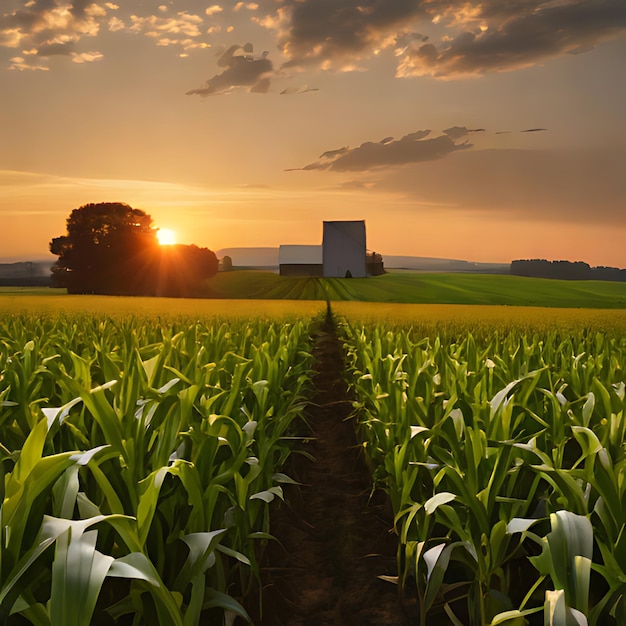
[383,256,509,273]
[0,261,53,286]
[216,247,509,274]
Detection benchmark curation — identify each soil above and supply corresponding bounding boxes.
[246,311,411,626]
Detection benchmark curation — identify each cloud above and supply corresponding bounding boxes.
[119,10,217,54]
[107,16,124,31]
[254,0,626,77]
[495,128,549,134]
[37,40,76,56]
[8,55,49,71]
[186,43,273,95]
[0,1,215,67]
[205,6,223,18]
[289,129,472,172]
[443,126,485,140]
[235,3,259,12]
[280,85,318,94]
[396,0,626,77]
[71,50,103,62]
[259,0,424,70]
[3,0,624,78]
[129,12,204,38]
[371,146,626,223]
[0,0,109,69]
[319,147,349,159]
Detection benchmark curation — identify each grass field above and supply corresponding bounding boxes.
[4,271,626,309]
[208,270,626,308]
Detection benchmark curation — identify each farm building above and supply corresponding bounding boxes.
[278,245,323,276]
[279,220,384,277]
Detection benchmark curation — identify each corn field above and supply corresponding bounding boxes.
[340,317,626,625]
[0,313,314,625]
[2,300,626,626]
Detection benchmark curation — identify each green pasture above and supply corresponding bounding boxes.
[4,270,626,308]
[209,270,626,308]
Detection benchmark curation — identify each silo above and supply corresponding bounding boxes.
[322,220,367,278]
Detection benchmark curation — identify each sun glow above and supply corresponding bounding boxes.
[157,228,177,245]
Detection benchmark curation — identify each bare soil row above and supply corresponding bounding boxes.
[248,313,410,625]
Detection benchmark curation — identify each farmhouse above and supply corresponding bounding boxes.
[279,220,384,278]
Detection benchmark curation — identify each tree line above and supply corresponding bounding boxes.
[50,202,218,297]
[511,259,626,282]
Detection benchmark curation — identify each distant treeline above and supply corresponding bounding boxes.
[0,276,52,287]
[0,262,52,287]
[511,259,626,282]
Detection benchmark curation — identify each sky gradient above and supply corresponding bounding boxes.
[1,0,625,266]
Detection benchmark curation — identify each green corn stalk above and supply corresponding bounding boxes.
[1,313,315,624]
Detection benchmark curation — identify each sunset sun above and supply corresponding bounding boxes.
[157,228,177,245]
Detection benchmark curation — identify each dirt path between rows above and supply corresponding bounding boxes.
[248,312,411,625]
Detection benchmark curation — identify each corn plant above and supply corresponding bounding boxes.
[340,318,626,625]
[0,313,315,624]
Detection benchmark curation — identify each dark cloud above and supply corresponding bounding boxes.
[257,0,626,77]
[397,0,626,77]
[0,0,106,69]
[37,41,75,56]
[69,0,94,19]
[280,85,319,94]
[370,146,626,223]
[4,0,623,78]
[1,0,99,33]
[495,128,548,134]
[2,0,56,30]
[290,129,471,172]
[186,44,274,96]
[319,147,349,159]
[273,0,425,69]
[443,127,486,140]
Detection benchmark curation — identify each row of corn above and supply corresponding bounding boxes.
[0,313,313,625]
[341,320,626,625]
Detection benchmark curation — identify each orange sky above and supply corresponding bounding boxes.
[1,1,625,266]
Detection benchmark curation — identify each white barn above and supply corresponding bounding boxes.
[278,245,323,276]
[279,219,381,277]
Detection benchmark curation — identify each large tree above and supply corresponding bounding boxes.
[154,244,220,297]
[50,202,157,294]
[50,202,218,296]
